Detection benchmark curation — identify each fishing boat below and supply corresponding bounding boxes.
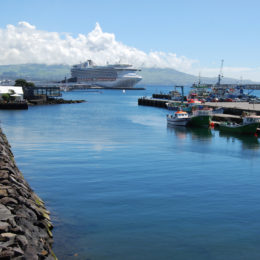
[218,116,260,134]
[188,108,212,127]
[165,102,180,111]
[166,102,192,113]
[167,111,190,126]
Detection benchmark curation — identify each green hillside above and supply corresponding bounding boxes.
[0,64,255,85]
[0,64,70,81]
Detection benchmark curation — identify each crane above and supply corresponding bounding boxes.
[217,59,224,86]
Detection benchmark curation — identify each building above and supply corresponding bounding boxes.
[0,86,24,101]
[23,86,61,101]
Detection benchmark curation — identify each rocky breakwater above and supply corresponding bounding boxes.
[28,98,85,105]
[0,129,56,259]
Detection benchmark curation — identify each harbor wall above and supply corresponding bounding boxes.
[0,128,56,259]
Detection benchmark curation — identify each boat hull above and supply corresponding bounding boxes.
[77,76,142,89]
[219,122,259,134]
[188,115,211,127]
[167,116,190,126]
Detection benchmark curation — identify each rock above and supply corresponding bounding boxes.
[7,188,19,197]
[0,236,15,247]
[0,204,13,221]
[0,170,9,179]
[0,128,56,259]
[13,247,24,256]
[10,225,24,235]
[16,235,28,249]
[0,248,15,258]
[1,232,17,238]
[0,221,9,232]
[0,196,18,205]
[40,250,48,256]
[0,189,8,197]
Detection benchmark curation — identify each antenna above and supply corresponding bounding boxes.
[217,59,224,86]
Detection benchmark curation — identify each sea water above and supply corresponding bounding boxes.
[1,86,260,260]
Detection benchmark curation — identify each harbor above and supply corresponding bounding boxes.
[2,1,260,259]
[1,86,260,259]
[138,82,260,136]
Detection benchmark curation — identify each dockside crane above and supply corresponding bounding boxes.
[217,59,224,86]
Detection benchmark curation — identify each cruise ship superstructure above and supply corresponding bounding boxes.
[70,60,142,88]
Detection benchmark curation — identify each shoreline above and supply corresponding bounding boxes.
[0,128,56,259]
[28,98,86,105]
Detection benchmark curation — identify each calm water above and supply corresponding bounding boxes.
[1,86,260,260]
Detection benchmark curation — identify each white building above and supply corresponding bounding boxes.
[0,86,24,101]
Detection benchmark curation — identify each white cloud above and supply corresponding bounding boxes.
[0,21,195,71]
[0,21,260,81]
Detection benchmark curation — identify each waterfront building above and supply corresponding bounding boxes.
[0,86,24,101]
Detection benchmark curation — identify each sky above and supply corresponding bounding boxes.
[1,0,260,81]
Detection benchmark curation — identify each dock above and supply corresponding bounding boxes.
[138,97,260,115]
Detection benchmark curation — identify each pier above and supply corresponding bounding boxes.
[138,97,260,115]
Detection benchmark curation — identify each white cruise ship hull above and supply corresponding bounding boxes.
[71,60,142,89]
[78,76,142,89]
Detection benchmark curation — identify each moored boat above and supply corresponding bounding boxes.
[218,116,260,134]
[188,109,212,127]
[167,110,190,126]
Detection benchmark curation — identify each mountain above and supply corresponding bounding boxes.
[0,64,256,85]
[0,64,70,81]
[140,68,255,85]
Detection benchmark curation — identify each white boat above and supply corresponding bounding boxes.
[167,111,190,126]
[70,60,142,88]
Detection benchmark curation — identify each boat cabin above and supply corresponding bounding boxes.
[175,111,189,118]
[243,116,260,124]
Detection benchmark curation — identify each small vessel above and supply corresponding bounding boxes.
[166,102,192,113]
[189,109,212,127]
[165,102,181,111]
[167,110,190,126]
[218,116,260,135]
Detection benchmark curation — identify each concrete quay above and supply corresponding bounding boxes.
[138,97,260,115]
[204,102,260,115]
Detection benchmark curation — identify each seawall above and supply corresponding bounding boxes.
[0,128,56,259]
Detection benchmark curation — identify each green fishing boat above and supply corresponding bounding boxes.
[218,116,260,135]
[188,109,212,127]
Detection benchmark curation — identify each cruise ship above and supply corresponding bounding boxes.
[70,60,142,88]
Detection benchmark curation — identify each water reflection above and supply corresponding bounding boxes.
[219,131,260,150]
[167,126,213,142]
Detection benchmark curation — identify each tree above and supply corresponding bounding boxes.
[2,93,10,102]
[26,82,35,87]
[15,79,28,87]
[15,79,35,88]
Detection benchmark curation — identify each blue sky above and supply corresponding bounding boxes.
[1,0,260,80]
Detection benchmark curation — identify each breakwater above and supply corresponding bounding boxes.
[0,128,56,259]
[28,98,85,105]
[0,102,28,110]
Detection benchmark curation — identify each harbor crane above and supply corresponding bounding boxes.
[217,59,224,86]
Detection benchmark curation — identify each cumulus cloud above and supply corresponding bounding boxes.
[0,21,195,71]
[0,21,260,81]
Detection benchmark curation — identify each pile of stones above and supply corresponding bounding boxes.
[0,129,56,259]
